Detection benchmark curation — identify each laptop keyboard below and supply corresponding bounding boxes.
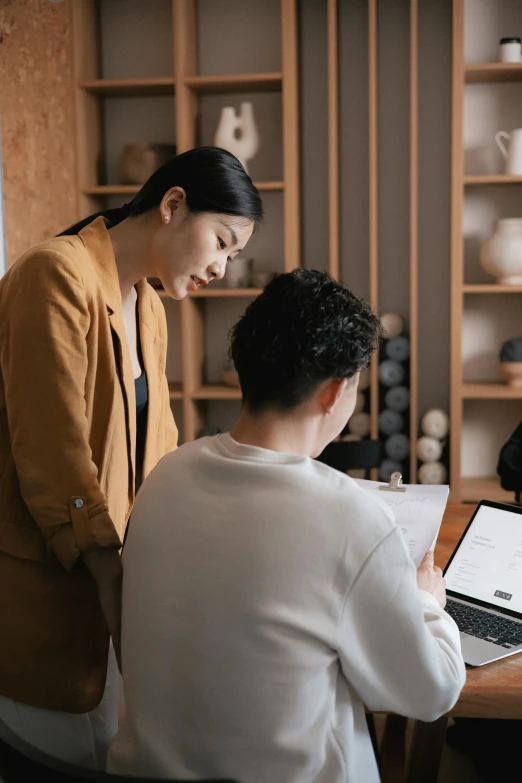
[446,600,522,648]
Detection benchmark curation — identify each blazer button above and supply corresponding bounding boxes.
[73,499,84,509]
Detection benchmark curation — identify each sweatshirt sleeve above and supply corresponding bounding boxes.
[0,249,122,571]
[337,525,466,721]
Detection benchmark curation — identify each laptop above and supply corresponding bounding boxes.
[443,499,522,666]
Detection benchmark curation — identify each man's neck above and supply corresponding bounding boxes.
[230,408,319,457]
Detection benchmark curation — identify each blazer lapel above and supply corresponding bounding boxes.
[78,218,136,493]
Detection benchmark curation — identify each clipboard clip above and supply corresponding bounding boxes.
[379,471,406,493]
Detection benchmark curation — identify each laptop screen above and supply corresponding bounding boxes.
[445,503,522,616]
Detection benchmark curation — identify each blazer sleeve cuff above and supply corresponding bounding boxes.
[47,501,122,572]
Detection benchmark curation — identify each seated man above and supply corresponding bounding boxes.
[108,270,465,783]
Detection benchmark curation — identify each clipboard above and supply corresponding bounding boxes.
[352,473,450,566]
[378,471,406,493]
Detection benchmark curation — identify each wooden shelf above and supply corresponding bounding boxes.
[464,175,522,185]
[465,63,522,83]
[83,185,140,196]
[463,284,522,293]
[168,382,183,400]
[157,287,262,300]
[184,72,282,94]
[462,382,522,399]
[80,77,175,97]
[461,476,517,504]
[84,182,282,197]
[190,288,262,298]
[192,386,242,400]
[72,0,300,445]
[254,181,284,191]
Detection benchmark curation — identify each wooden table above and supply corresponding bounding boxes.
[380,503,522,783]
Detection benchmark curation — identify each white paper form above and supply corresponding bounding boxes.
[353,479,450,567]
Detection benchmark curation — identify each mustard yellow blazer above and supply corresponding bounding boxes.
[0,217,177,712]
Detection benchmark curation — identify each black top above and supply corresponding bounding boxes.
[135,371,148,490]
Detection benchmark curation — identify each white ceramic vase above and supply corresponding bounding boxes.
[480,218,522,285]
[214,102,260,174]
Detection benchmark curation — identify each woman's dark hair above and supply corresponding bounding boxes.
[230,269,382,413]
[59,146,263,236]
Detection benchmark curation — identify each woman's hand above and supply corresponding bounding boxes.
[416,550,447,609]
[82,548,123,671]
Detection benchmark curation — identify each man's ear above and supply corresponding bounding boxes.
[320,378,348,415]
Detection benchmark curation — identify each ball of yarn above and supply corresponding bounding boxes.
[378,360,405,387]
[385,336,410,362]
[348,412,371,437]
[378,409,404,436]
[385,386,410,412]
[354,392,365,414]
[381,313,404,339]
[418,461,447,485]
[379,459,403,482]
[384,433,410,460]
[416,436,443,462]
[421,408,449,440]
[358,367,371,390]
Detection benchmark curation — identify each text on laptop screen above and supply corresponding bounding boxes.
[445,504,522,614]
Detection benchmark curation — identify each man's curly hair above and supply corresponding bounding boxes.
[229,269,382,412]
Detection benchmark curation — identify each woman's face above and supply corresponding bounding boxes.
[151,188,255,299]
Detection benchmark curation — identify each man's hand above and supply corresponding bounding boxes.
[416,550,446,609]
[82,548,123,671]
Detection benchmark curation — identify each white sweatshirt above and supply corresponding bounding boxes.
[108,434,465,782]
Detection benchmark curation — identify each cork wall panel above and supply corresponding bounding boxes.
[0,0,77,266]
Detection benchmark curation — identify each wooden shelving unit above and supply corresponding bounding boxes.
[451,0,522,502]
[71,0,300,444]
[462,383,522,400]
[80,77,175,96]
[409,0,419,483]
[464,175,522,185]
[464,284,522,293]
[168,382,183,400]
[184,72,282,94]
[324,0,420,483]
[461,476,515,504]
[84,182,283,197]
[368,0,379,454]
[465,62,522,83]
[192,386,242,401]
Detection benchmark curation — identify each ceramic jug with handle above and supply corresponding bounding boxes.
[495,128,522,175]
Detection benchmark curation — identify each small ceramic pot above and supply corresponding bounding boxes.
[221,358,240,388]
[119,143,177,185]
[499,362,522,387]
[252,270,276,289]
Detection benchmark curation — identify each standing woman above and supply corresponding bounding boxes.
[0,147,262,769]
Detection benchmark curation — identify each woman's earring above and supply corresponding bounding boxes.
[164,215,171,223]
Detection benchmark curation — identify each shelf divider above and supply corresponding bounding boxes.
[184,72,282,94]
[80,77,175,96]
